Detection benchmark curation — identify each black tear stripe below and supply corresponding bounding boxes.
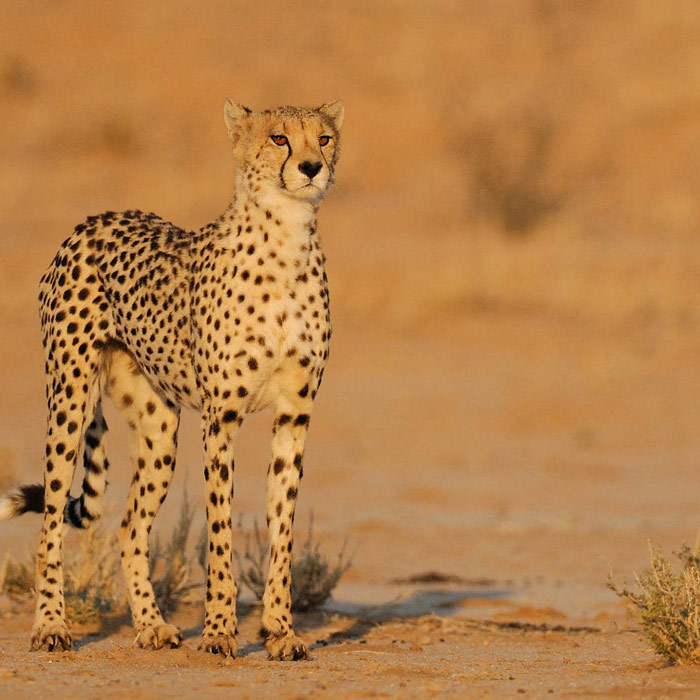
[280,133,292,190]
[320,148,331,179]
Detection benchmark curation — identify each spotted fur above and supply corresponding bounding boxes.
[0,99,344,659]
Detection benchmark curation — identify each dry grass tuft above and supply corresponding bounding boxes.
[609,543,700,665]
[0,554,34,599]
[0,524,124,623]
[149,490,201,613]
[234,513,351,612]
[64,524,124,622]
[1,494,201,621]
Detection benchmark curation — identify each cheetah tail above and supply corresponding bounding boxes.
[0,484,103,529]
[0,484,44,521]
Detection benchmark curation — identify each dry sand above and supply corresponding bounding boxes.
[2,1,700,697]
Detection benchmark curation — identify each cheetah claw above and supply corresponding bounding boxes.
[134,623,182,650]
[30,623,73,652]
[198,634,238,657]
[265,633,308,661]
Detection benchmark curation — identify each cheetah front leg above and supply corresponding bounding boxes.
[198,405,240,657]
[260,408,311,661]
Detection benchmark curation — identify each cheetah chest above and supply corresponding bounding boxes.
[194,247,330,412]
[237,279,329,412]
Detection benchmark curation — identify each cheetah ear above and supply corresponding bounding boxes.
[318,99,344,131]
[224,99,251,142]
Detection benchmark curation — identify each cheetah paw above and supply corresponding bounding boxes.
[198,634,238,657]
[265,633,308,661]
[30,622,73,652]
[134,623,182,650]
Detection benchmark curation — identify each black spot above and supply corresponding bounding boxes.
[50,479,62,492]
[273,458,284,475]
[222,410,238,423]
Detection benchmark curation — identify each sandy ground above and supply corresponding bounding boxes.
[3,316,700,698]
[1,599,695,700]
[0,600,671,700]
[3,1,700,698]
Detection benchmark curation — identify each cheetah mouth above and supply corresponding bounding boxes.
[279,176,327,201]
[301,181,321,190]
[287,181,324,196]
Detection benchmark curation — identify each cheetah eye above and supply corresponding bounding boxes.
[318,135,331,147]
[270,135,288,146]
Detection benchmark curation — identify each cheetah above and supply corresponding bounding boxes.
[0,99,344,660]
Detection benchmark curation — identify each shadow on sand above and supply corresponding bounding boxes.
[73,583,511,655]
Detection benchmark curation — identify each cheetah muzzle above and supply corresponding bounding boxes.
[0,99,344,660]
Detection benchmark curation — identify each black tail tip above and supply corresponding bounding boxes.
[18,484,45,514]
[0,483,44,520]
[10,484,44,515]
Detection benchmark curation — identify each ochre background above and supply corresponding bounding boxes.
[2,2,700,695]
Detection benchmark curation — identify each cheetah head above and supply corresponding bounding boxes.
[224,100,344,206]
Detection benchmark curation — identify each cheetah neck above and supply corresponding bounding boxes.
[220,184,319,281]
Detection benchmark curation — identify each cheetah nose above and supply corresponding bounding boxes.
[298,161,322,179]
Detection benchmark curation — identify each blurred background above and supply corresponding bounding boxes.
[1,0,700,615]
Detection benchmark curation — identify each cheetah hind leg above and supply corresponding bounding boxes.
[29,331,113,651]
[108,348,182,650]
